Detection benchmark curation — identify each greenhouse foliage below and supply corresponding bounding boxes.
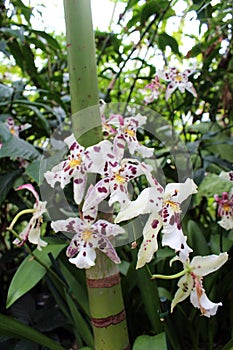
[0,0,233,349]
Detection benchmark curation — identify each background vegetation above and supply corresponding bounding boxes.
[0,0,232,349]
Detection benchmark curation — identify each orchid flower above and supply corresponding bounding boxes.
[6,117,31,137]
[103,113,154,157]
[168,253,228,317]
[83,138,157,211]
[157,67,197,100]
[214,190,233,230]
[44,134,89,205]
[144,75,163,104]
[115,178,197,268]
[10,184,47,250]
[51,187,124,269]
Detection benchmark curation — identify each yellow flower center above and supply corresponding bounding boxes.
[115,173,126,184]
[165,200,181,213]
[125,128,135,137]
[82,229,92,242]
[10,127,16,135]
[69,158,81,168]
[175,74,182,82]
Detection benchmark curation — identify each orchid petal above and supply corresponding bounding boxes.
[115,186,163,223]
[44,161,70,189]
[69,246,96,269]
[162,226,192,261]
[28,227,47,251]
[136,213,162,269]
[190,253,228,277]
[16,184,40,206]
[51,217,83,234]
[85,140,114,174]
[97,234,121,264]
[165,178,197,204]
[73,172,87,205]
[83,179,110,211]
[190,288,222,317]
[94,220,125,237]
[171,274,193,312]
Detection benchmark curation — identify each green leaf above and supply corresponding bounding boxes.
[59,258,90,316]
[195,173,233,206]
[186,220,210,256]
[136,266,163,334]
[0,314,65,350]
[221,336,233,350]
[0,170,22,205]
[140,1,159,26]
[65,292,94,348]
[32,30,61,51]
[0,135,40,160]
[158,32,180,56]
[6,240,67,308]
[133,333,167,350]
[210,234,233,254]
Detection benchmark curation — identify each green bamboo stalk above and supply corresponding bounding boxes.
[63,0,102,146]
[63,1,130,348]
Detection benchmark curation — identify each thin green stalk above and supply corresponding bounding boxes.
[63,1,130,348]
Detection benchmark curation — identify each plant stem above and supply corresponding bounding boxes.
[63,0,102,147]
[63,1,130,348]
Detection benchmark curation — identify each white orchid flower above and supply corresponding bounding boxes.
[83,138,157,211]
[11,184,47,250]
[157,67,197,100]
[144,75,163,104]
[6,117,31,137]
[169,253,228,317]
[44,134,90,205]
[214,190,233,230]
[103,113,154,158]
[115,178,197,268]
[51,187,124,269]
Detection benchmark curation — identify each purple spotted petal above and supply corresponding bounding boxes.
[69,246,96,269]
[162,226,192,261]
[96,234,121,264]
[94,219,124,237]
[85,140,115,174]
[113,135,125,161]
[51,217,83,234]
[44,161,72,189]
[82,178,110,211]
[73,172,87,205]
[136,212,162,269]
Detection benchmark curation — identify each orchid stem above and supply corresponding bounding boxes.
[8,209,34,230]
[151,269,189,280]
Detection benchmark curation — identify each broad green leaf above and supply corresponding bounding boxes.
[0,169,22,205]
[65,293,94,348]
[32,30,61,51]
[210,234,233,254]
[221,334,233,350]
[0,135,40,160]
[136,266,163,334]
[158,32,180,56]
[6,240,67,308]
[186,220,210,256]
[195,173,233,206]
[0,314,65,350]
[59,258,90,316]
[140,1,159,25]
[133,333,167,350]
